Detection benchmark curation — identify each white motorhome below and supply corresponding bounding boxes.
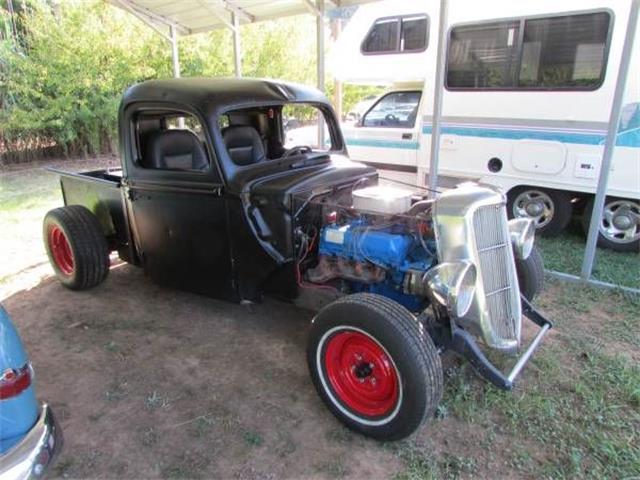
[330,0,640,251]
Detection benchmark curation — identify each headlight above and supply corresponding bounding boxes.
[508,218,535,259]
[424,261,477,318]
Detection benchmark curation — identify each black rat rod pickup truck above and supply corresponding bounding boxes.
[44,78,552,440]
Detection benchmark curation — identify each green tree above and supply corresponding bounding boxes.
[0,1,380,163]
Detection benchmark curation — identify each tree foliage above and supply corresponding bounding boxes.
[0,0,380,163]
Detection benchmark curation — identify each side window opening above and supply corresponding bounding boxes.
[362,15,428,54]
[362,91,422,128]
[446,11,611,90]
[135,111,209,171]
[219,104,335,167]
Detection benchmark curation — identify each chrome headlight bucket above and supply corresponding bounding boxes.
[424,261,477,318]
[508,218,535,260]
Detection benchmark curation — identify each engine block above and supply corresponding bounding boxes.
[307,216,436,311]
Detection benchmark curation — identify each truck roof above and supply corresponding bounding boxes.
[121,77,332,116]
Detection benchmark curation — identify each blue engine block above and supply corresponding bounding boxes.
[318,218,436,311]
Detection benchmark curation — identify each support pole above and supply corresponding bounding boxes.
[331,18,343,120]
[232,13,242,77]
[317,0,326,148]
[427,0,448,193]
[170,25,181,78]
[580,0,639,280]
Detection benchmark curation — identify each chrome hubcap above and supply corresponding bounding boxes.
[513,190,554,229]
[600,200,640,244]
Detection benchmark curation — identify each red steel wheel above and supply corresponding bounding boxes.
[324,329,400,418]
[308,293,443,441]
[47,225,74,275]
[43,205,110,290]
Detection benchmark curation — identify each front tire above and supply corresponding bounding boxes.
[43,205,110,290]
[307,293,443,441]
[515,246,544,301]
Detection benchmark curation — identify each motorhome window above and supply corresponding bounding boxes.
[518,12,610,88]
[362,15,428,54]
[362,18,399,53]
[447,21,521,88]
[135,111,209,172]
[447,11,611,90]
[402,16,428,51]
[362,91,422,128]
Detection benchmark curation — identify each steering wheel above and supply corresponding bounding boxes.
[282,145,313,158]
[384,113,400,125]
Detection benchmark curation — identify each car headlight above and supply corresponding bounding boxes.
[424,260,477,318]
[508,218,535,259]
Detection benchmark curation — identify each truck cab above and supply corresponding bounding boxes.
[51,78,376,301]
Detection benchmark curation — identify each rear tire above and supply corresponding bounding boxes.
[515,245,544,301]
[43,205,110,290]
[581,197,640,253]
[507,187,572,236]
[307,293,443,441]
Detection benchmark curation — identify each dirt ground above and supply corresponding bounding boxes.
[6,261,556,480]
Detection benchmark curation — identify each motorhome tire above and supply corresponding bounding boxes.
[581,197,640,253]
[507,187,572,236]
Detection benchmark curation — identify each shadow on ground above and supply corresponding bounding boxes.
[3,265,403,479]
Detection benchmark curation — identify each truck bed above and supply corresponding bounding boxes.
[47,167,135,263]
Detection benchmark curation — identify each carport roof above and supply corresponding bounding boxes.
[109,0,374,35]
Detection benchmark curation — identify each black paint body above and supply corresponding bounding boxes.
[53,78,377,302]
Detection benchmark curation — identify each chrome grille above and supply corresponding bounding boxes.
[473,204,519,343]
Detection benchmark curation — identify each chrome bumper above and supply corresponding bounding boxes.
[0,404,63,480]
[449,296,553,390]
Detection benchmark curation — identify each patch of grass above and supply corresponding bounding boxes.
[537,225,640,290]
[243,429,264,447]
[145,390,171,410]
[0,169,61,216]
[390,442,476,480]
[442,343,640,478]
[433,280,640,479]
[541,277,640,350]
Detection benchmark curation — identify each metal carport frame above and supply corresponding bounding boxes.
[109,0,373,85]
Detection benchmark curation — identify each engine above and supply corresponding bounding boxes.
[306,186,437,311]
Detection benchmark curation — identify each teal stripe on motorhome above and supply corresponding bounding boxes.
[420,125,640,147]
[344,125,640,150]
[344,138,420,149]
